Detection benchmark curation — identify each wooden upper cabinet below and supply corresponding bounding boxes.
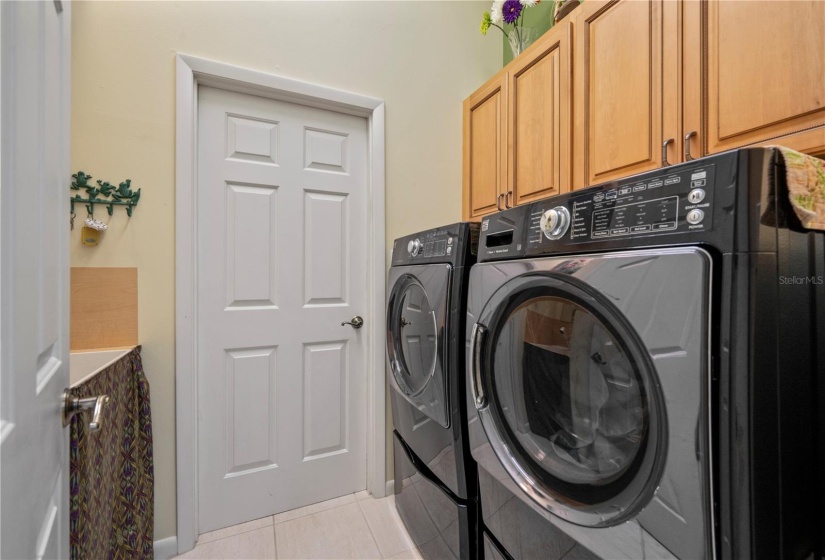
[573,0,664,188]
[463,74,507,221]
[688,0,825,156]
[508,22,572,206]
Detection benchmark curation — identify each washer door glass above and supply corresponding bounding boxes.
[392,280,438,396]
[475,274,667,526]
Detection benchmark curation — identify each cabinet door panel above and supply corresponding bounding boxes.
[463,76,507,220]
[574,0,663,187]
[706,0,825,153]
[509,24,571,206]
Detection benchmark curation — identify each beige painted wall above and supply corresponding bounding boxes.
[71,1,499,541]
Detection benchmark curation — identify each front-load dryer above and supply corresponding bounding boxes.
[467,148,823,560]
[387,223,480,559]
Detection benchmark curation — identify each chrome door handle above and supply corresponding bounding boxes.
[496,193,504,211]
[685,131,697,161]
[469,323,488,409]
[341,316,364,329]
[62,390,110,432]
[505,190,513,209]
[662,138,674,167]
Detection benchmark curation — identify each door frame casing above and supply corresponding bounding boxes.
[174,53,386,554]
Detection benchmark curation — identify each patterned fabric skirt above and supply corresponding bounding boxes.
[69,347,154,560]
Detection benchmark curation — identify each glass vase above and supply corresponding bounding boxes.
[508,26,536,58]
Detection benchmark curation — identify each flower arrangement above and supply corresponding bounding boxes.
[480,0,563,56]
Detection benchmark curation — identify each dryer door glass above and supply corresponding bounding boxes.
[475,273,667,527]
[393,281,438,395]
[386,264,452,430]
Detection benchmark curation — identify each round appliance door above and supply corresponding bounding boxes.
[387,264,451,428]
[470,272,667,527]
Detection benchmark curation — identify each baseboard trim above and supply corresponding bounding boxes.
[154,536,178,560]
[386,479,394,496]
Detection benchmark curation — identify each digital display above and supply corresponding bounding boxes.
[591,196,679,238]
[422,239,448,257]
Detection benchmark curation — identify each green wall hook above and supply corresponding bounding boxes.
[70,171,141,220]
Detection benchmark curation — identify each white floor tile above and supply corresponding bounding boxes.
[275,501,381,559]
[354,490,371,501]
[386,546,424,560]
[198,516,273,545]
[358,496,416,558]
[272,493,356,525]
[174,526,276,559]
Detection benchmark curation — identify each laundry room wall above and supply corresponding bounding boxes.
[70,0,500,543]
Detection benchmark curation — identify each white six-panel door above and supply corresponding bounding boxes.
[1,2,71,559]
[197,86,368,532]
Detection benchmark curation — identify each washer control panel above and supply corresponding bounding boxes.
[527,163,715,251]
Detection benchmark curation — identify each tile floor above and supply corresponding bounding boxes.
[173,491,423,560]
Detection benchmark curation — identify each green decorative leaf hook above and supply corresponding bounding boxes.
[69,172,141,222]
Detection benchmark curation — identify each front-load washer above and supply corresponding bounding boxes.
[466,148,823,560]
[387,223,480,559]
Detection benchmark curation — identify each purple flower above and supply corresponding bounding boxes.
[502,0,523,24]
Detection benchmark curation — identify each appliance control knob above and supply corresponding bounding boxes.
[540,206,571,240]
[407,238,422,256]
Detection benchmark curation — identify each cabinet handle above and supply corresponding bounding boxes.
[685,131,697,161]
[662,138,674,167]
[496,193,504,211]
[505,190,513,209]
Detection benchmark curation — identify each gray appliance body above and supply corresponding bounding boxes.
[388,222,480,560]
[467,148,823,560]
[467,248,712,559]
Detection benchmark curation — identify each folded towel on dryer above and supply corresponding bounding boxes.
[768,146,825,231]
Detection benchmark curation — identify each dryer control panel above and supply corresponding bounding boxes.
[526,162,716,253]
[391,222,479,266]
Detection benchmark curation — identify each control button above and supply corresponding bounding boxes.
[447,237,453,245]
[611,227,629,235]
[619,187,632,196]
[647,180,663,189]
[593,193,605,202]
[664,177,681,185]
[631,225,651,232]
[632,184,646,192]
[605,190,617,200]
[407,238,422,256]
[592,230,609,238]
[540,206,571,240]
[446,246,452,255]
[691,179,706,188]
[688,188,705,204]
[653,222,677,231]
[687,209,705,224]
